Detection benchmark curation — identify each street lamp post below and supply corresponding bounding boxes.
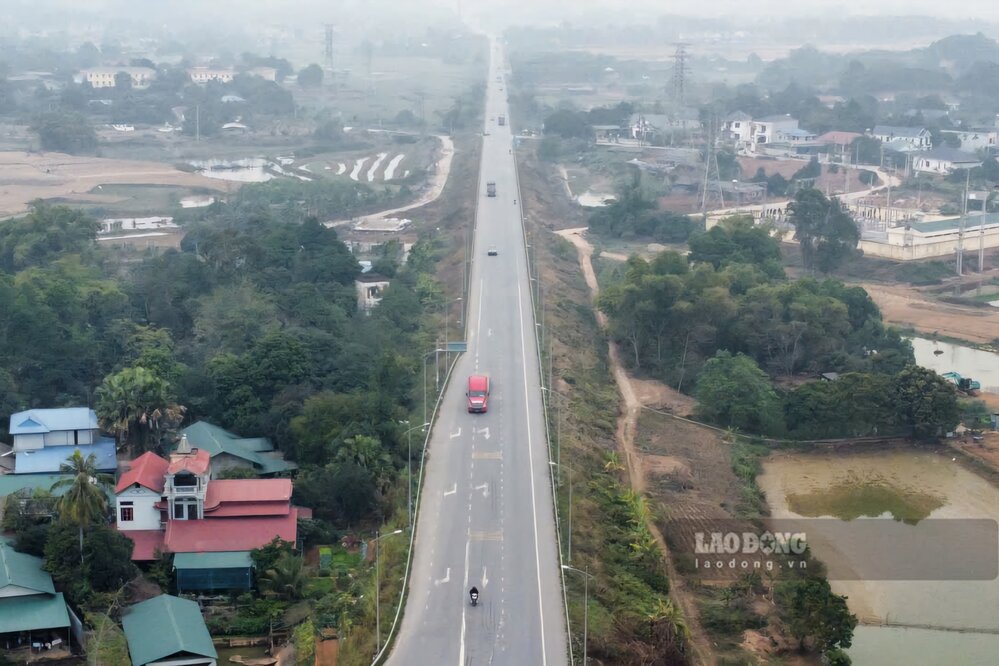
[562,565,594,665]
[422,348,444,426]
[374,528,404,654]
[399,420,430,528]
[541,387,568,486]
[443,296,463,367]
[549,460,575,562]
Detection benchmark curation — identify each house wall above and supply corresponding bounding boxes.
[116,487,162,530]
[176,566,252,593]
[859,224,999,260]
[942,130,997,152]
[913,157,981,175]
[12,433,44,451]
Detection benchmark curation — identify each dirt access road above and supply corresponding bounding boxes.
[555,226,712,665]
[0,151,227,218]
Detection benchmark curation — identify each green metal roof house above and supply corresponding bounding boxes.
[0,541,71,652]
[122,595,217,666]
[179,421,295,476]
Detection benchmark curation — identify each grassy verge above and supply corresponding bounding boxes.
[522,153,688,662]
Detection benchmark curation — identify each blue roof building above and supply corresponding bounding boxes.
[7,408,117,474]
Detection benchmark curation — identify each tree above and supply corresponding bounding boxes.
[86,612,132,666]
[543,109,593,139]
[891,366,960,440]
[788,188,859,273]
[260,552,307,600]
[51,451,113,564]
[31,112,98,154]
[776,577,856,653]
[83,527,138,592]
[95,366,184,454]
[850,136,882,166]
[298,64,324,88]
[694,352,784,435]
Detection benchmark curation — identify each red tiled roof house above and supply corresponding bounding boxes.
[115,436,300,592]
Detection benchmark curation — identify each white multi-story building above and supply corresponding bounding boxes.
[187,67,236,84]
[77,67,155,88]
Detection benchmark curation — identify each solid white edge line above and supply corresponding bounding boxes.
[519,281,549,666]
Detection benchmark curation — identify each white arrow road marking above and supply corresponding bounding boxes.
[482,566,489,587]
[478,427,491,440]
[450,428,462,439]
[443,484,457,497]
[434,567,450,586]
[475,483,489,498]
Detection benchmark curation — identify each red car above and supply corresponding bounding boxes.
[466,375,490,413]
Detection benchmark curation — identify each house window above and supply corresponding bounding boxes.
[733,122,741,128]
[173,498,198,520]
[119,504,134,522]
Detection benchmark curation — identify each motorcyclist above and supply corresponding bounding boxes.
[469,586,479,606]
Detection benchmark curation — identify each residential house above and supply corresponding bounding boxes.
[179,421,295,476]
[752,115,801,146]
[870,125,932,152]
[912,147,982,175]
[122,595,217,666]
[6,408,116,474]
[187,67,236,84]
[0,541,71,655]
[117,439,301,591]
[940,128,998,153]
[723,111,753,147]
[246,66,278,82]
[77,66,156,88]
[816,131,862,152]
[356,274,391,313]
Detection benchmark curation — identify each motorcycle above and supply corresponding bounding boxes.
[469,587,479,607]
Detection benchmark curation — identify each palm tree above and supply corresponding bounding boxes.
[260,553,307,601]
[95,366,185,454]
[51,450,113,564]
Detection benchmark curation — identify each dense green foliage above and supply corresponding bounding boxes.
[596,215,963,440]
[31,111,98,153]
[695,352,784,435]
[589,177,703,242]
[776,576,857,654]
[788,188,860,273]
[598,217,910,384]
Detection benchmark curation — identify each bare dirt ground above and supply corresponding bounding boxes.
[555,225,714,665]
[0,151,227,218]
[860,281,999,345]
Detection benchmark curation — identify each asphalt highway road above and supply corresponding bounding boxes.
[386,41,569,666]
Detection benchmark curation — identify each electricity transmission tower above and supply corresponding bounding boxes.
[700,115,725,213]
[324,24,335,74]
[671,43,690,107]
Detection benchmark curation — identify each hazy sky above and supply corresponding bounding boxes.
[7,0,999,23]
